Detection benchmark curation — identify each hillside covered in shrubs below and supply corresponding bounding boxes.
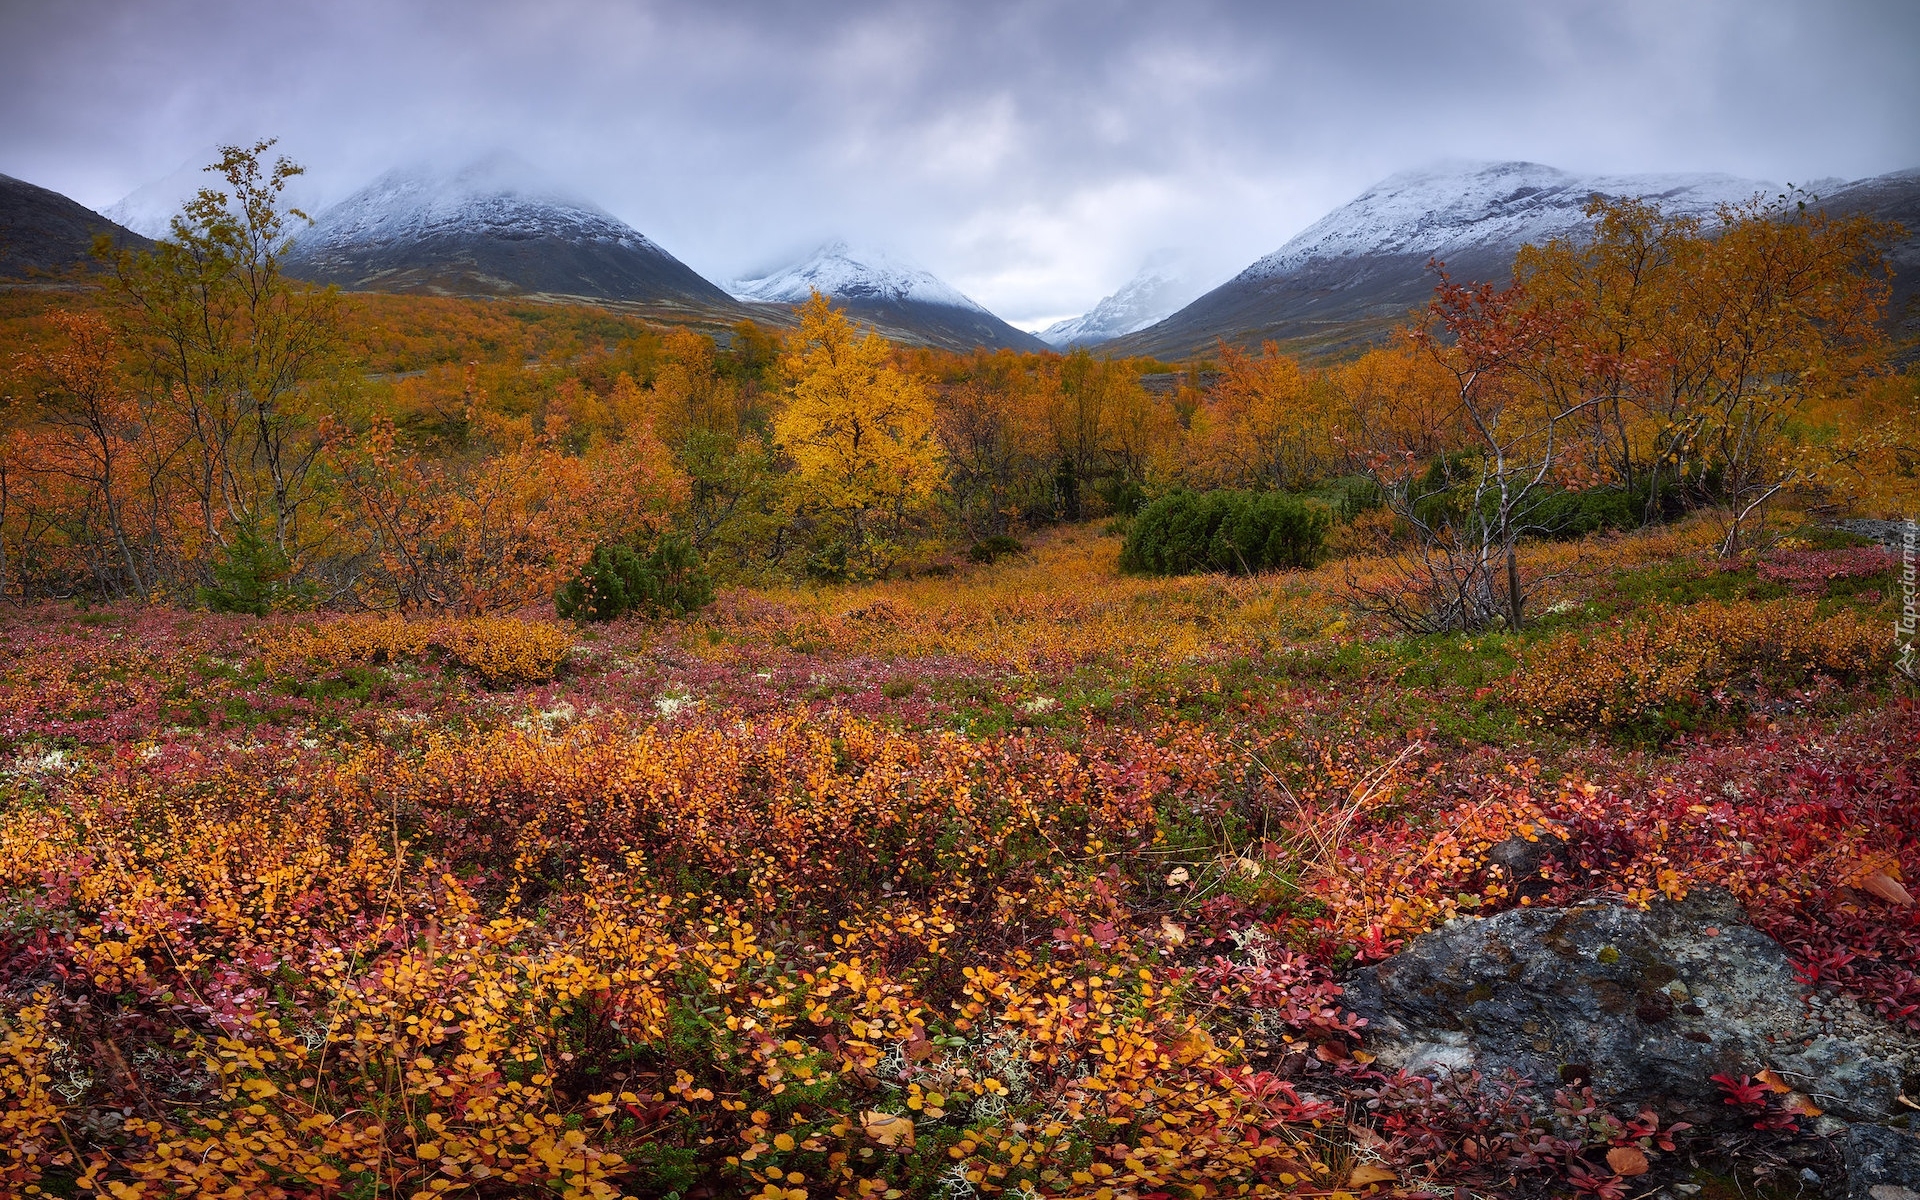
[1,144,1918,1200]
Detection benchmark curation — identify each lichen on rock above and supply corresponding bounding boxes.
[1343,886,1920,1126]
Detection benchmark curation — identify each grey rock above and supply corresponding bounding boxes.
[1485,833,1566,900]
[1841,1124,1920,1199]
[1800,1038,1911,1120]
[1344,889,1920,1122]
[1832,519,1917,553]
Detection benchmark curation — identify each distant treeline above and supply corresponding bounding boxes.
[2,145,1915,626]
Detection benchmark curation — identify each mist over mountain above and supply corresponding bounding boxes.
[1037,252,1209,348]
[103,151,325,241]
[280,156,740,314]
[103,158,215,239]
[12,152,1916,361]
[732,242,1046,352]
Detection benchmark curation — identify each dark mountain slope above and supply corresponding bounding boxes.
[0,173,153,279]
[1825,169,1920,346]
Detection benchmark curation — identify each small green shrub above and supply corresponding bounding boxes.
[1119,490,1330,577]
[1522,478,1698,541]
[968,534,1028,564]
[1095,475,1148,518]
[1333,475,1385,522]
[199,524,309,616]
[555,534,714,622]
[1408,452,1480,531]
[1526,488,1635,540]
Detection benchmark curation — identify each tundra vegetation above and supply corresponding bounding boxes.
[0,143,1917,1198]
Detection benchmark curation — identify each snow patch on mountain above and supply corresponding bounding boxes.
[107,151,324,239]
[731,241,987,312]
[1039,253,1206,347]
[1242,160,1777,280]
[292,155,669,259]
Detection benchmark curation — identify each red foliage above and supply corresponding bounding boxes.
[1755,545,1896,594]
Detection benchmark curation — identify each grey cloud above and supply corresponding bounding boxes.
[3,0,1915,326]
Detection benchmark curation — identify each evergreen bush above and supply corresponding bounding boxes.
[1526,488,1635,540]
[968,534,1028,564]
[1119,490,1330,576]
[555,534,714,622]
[199,524,298,616]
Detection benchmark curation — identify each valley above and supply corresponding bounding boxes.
[12,154,1915,360]
[1,137,1917,1200]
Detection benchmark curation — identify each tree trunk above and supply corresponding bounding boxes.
[1506,543,1524,631]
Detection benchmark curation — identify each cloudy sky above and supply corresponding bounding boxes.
[4,0,1916,328]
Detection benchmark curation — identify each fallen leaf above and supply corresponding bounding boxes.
[1347,1123,1385,1150]
[1159,917,1187,945]
[1314,1041,1350,1063]
[1862,872,1916,907]
[860,1111,915,1150]
[1755,1069,1793,1094]
[1782,1092,1823,1118]
[1606,1146,1649,1177]
[1165,866,1190,886]
[1347,1163,1396,1186]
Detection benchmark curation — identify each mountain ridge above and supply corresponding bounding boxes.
[1038,255,1206,348]
[281,158,742,315]
[0,173,153,279]
[1104,159,1920,361]
[733,242,1045,353]
[14,155,1915,359]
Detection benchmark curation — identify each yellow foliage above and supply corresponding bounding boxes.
[774,293,943,575]
[0,995,63,1194]
[258,615,575,683]
[1513,597,1890,732]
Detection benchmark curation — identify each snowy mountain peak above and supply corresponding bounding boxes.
[1242,159,1776,280]
[275,155,732,307]
[293,156,667,258]
[106,149,325,239]
[1039,253,1206,347]
[731,241,987,312]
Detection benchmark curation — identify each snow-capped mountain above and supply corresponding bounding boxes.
[1241,161,1769,280]
[1038,253,1207,348]
[105,151,325,240]
[733,241,1045,352]
[733,241,983,310]
[105,159,215,239]
[282,156,737,309]
[1106,160,1791,361]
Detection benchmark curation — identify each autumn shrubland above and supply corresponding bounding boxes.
[1,145,1918,1198]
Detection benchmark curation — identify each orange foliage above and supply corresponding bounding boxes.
[0,500,1909,1196]
[0,689,1346,1197]
[337,409,687,612]
[257,614,575,683]
[1512,598,1889,733]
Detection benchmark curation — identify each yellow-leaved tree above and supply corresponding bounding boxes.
[774,291,942,577]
